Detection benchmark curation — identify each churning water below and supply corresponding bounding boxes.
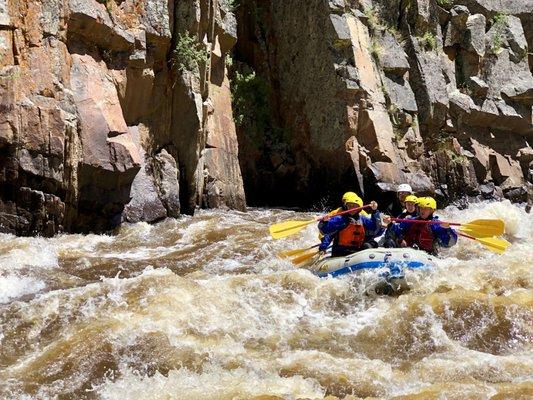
[0,201,531,399]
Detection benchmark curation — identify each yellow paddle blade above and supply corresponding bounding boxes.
[460,219,505,238]
[474,236,511,255]
[459,228,497,239]
[269,219,315,239]
[291,251,318,265]
[279,247,310,257]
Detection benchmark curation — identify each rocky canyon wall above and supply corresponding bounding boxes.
[1,0,532,236]
[0,0,245,236]
[232,0,533,208]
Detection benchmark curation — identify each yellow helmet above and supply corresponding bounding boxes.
[418,196,437,210]
[342,192,363,207]
[404,195,418,204]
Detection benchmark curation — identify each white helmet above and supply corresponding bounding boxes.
[397,183,413,193]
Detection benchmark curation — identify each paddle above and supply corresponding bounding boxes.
[392,218,504,238]
[270,205,371,239]
[290,245,334,265]
[458,232,510,254]
[291,250,321,265]
[279,244,320,258]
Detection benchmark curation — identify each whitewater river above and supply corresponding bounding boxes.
[0,201,531,399]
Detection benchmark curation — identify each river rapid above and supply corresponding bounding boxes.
[0,201,531,399]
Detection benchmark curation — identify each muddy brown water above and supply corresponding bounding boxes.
[0,201,531,399]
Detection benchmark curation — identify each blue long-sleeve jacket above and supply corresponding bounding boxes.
[318,211,382,252]
[392,216,458,253]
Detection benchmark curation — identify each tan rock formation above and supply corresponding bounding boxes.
[0,0,245,236]
[233,0,532,206]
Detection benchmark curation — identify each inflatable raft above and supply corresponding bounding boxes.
[304,248,435,295]
[307,248,435,277]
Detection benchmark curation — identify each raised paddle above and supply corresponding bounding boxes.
[458,232,510,255]
[391,218,504,238]
[270,205,371,239]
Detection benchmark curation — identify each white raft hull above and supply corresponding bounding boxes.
[306,248,435,278]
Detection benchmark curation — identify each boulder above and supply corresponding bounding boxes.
[378,31,410,76]
[123,161,167,223]
[330,14,351,45]
[382,75,418,113]
[469,138,491,181]
[479,182,497,199]
[215,3,238,53]
[335,63,361,92]
[501,78,533,106]
[451,5,470,24]
[461,98,533,136]
[399,126,424,159]
[504,15,528,62]
[468,76,489,98]
[449,90,475,116]
[154,149,180,218]
[516,147,533,181]
[464,14,486,57]
[140,0,173,39]
[445,5,470,47]
[517,146,533,166]
[405,36,449,134]
[70,52,140,228]
[369,161,434,194]
[123,128,178,223]
[408,0,436,34]
[489,152,523,187]
[68,0,135,52]
[328,0,346,12]
[443,4,470,48]
[357,109,398,163]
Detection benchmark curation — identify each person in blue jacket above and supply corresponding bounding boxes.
[318,193,382,257]
[392,197,457,255]
[381,194,419,248]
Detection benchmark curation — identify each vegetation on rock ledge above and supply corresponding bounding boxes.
[172,32,209,73]
[419,31,437,51]
[231,69,289,156]
[490,13,508,53]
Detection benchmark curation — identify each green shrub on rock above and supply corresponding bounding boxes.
[436,0,453,8]
[419,32,437,51]
[172,32,209,73]
[490,13,508,53]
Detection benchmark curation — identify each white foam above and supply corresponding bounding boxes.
[95,364,324,400]
[0,275,45,304]
[0,238,58,270]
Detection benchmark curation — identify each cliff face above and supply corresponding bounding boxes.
[233,0,533,208]
[0,0,245,236]
[1,0,532,236]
